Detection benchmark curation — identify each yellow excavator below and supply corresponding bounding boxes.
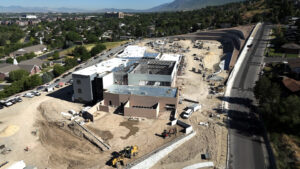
[111,145,139,168]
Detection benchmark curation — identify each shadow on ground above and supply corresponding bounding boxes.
[46,85,73,102]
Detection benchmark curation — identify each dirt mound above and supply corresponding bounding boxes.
[38,100,81,122]
[0,125,20,138]
[36,100,106,169]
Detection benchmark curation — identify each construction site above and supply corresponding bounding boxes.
[0,25,253,169]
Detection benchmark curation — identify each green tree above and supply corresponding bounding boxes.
[42,72,53,84]
[73,46,91,61]
[6,58,13,64]
[8,69,29,82]
[90,43,106,56]
[24,52,36,60]
[86,34,99,43]
[24,74,42,90]
[53,64,65,77]
[66,31,82,42]
[52,51,60,60]
[65,58,78,70]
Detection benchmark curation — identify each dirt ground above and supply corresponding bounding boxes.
[0,87,182,169]
[150,40,228,169]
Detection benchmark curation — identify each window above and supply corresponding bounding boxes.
[78,88,82,93]
[77,79,81,84]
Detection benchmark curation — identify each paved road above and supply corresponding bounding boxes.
[228,24,274,169]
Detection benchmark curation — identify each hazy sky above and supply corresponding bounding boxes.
[0,0,174,10]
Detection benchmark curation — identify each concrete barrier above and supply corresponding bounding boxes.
[222,22,262,169]
[183,162,214,169]
[128,131,196,169]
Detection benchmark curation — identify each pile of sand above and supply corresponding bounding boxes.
[38,100,81,122]
[0,125,20,138]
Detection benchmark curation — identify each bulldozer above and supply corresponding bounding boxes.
[111,145,139,168]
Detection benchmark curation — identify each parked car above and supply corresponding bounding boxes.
[68,79,73,84]
[10,99,17,104]
[4,101,13,107]
[36,86,45,91]
[23,93,34,98]
[62,74,68,78]
[0,104,3,109]
[54,79,60,83]
[31,91,41,96]
[15,97,22,102]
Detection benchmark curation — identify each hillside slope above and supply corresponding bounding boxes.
[149,0,246,12]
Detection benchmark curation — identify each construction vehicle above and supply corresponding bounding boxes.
[112,153,125,168]
[111,145,139,168]
[161,128,177,139]
[120,145,138,158]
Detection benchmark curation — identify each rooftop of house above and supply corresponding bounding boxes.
[281,42,300,50]
[282,77,300,92]
[0,58,44,73]
[106,85,178,98]
[10,44,47,55]
[288,58,300,69]
[129,60,176,75]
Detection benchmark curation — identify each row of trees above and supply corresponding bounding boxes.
[254,75,300,134]
[0,70,42,99]
[254,65,300,169]
[73,43,106,62]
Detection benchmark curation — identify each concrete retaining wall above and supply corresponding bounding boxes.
[127,131,196,169]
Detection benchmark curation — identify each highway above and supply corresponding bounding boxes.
[227,23,275,169]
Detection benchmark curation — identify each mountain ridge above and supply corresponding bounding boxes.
[0,0,246,13]
[148,0,246,12]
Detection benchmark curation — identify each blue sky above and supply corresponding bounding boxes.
[0,0,173,10]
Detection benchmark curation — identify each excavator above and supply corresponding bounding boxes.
[111,145,138,168]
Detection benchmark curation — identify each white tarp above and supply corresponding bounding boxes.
[7,160,26,169]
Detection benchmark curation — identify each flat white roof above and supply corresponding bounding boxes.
[73,58,130,76]
[118,45,146,59]
[160,53,182,64]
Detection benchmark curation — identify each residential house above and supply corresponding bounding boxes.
[281,43,300,55]
[282,77,300,93]
[0,58,44,80]
[9,44,47,57]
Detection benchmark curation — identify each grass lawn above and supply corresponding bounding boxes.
[102,41,129,50]
[59,46,77,56]
[266,48,299,58]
